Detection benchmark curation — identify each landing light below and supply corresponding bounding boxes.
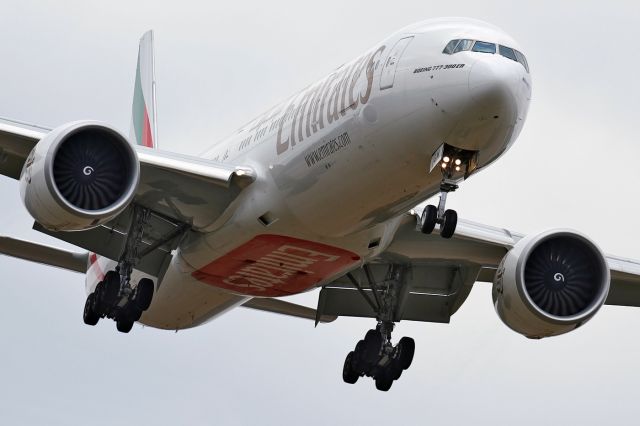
[441,163,447,169]
[455,166,461,172]
[454,159,462,166]
[443,156,450,163]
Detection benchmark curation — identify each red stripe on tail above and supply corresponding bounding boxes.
[142,107,154,148]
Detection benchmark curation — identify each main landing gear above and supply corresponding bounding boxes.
[342,324,415,391]
[83,272,154,333]
[341,265,415,392]
[82,205,157,333]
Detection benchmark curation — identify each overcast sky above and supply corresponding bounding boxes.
[1,1,640,425]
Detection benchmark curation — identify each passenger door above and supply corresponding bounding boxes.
[379,36,414,90]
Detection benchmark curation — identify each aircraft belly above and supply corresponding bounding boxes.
[191,234,361,297]
[138,257,249,330]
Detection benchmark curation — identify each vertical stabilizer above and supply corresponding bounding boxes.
[131,30,157,148]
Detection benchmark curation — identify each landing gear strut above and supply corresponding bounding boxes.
[341,265,415,392]
[82,205,178,333]
[420,178,458,239]
[420,146,472,239]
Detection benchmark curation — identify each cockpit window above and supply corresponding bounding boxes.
[442,39,473,54]
[442,39,460,54]
[499,45,517,62]
[442,39,530,73]
[472,41,496,54]
[453,39,474,53]
[514,50,530,73]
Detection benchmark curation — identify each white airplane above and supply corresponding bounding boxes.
[0,17,638,392]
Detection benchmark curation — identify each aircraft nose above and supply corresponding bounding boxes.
[468,59,521,114]
[469,57,531,123]
[444,58,531,153]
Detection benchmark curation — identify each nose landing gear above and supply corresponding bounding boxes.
[421,145,476,239]
[420,178,459,239]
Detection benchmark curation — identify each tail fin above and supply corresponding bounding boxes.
[130,30,157,148]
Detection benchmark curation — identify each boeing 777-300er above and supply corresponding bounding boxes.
[1,18,638,391]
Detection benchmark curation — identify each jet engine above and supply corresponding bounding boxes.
[19,121,140,231]
[492,230,610,338]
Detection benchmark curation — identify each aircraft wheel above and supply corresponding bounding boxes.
[353,340,367,374]
[83,294,99,326]
[128,305,143,322]
[116,320,134,333]
[375,371,393,392]
[389,359,403,381]
[93,281,105,314]
[441,209,458,239]
[343,352,359,384]
[102,271,120,306]
[396,337,415,370]
[135,278,154,311]
[362,330,383,366]
[420,205,438,234]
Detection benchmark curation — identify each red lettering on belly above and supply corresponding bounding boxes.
[191,235,360,296]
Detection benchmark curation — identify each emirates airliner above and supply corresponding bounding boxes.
[1,18,637,391]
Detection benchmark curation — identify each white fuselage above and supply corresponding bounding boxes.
[87,18,532,330]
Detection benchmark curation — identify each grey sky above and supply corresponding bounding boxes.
[1,1,639,425]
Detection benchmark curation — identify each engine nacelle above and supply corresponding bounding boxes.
[19,121,140,231]
[492,230,610,339]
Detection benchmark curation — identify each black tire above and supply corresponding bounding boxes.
[353,340,366,374]
[102,271,120,306]
[94,281,105,314]
[342,352,359,384]
[441,209,458,239]
[389,360,403,381]
[83,294,99,326]
[375,374,393,392]
[135,278,154,311]
[116,320,134,333]
[397,337,415,370]
[420,205,438,234]
[127,305,143,322]
[362,330,383,366]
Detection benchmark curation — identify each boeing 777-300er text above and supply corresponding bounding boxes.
[0,18,638,391]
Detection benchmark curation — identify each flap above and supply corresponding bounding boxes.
[386,212,640,309]
[317,261,481,323]
[0,234,87,273]
[242,298,337,323]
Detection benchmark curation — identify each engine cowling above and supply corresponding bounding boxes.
[19,121,140,231]
[492,230,610,339]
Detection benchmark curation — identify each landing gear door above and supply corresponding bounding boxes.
[429,144,444,173]
[379,36,414,90]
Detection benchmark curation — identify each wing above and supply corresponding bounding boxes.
[0,120,255,225]
[317,213,640,322]
[0,119,255,278]
[0,120,45,179]
[0,232,335,323]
